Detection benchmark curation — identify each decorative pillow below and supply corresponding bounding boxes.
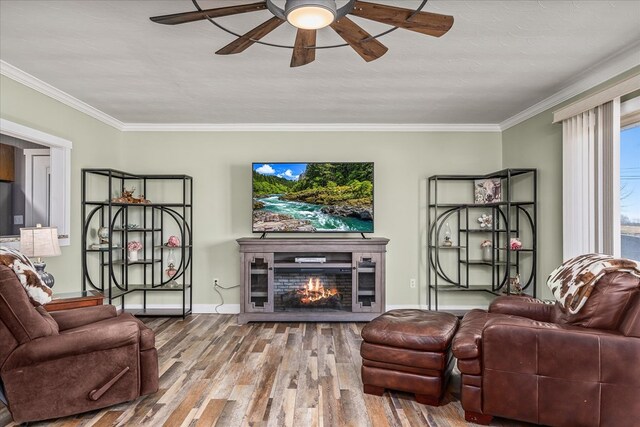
[0,247,52,305]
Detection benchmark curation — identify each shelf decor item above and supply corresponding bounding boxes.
[477,214,493,228]
[510,238,523,250]
[507,274,522,295]
[166,235,180,247]
[19,224,62,288]
[165,249,179,288]
[474,178,501,204]
[127,241,142,261]
[441,223,453,247]
[481,240,493,261]
[90,226,117,250]
[112,187,151,204]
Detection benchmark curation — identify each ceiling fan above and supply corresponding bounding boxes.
[150,0,454,67]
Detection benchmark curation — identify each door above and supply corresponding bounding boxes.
[24,149,51,227]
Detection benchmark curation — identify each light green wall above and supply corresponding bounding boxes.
[502,65,640,299]
[121,131,502,307]
[0,75,123,291]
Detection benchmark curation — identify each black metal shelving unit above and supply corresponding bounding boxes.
[81,168,193,318]
[427,168,537,311]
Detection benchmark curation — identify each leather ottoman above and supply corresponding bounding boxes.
[360,309,459,405]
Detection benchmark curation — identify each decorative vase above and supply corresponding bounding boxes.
[128,250,139,262]
[166,249,178,288]
[442,222,453,246]
[482,246,492,262]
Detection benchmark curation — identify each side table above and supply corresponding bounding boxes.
[45,290,104,312]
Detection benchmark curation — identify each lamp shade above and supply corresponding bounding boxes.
[20,225,62,258]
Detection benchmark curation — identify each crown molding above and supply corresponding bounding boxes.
[0,60,126,131]
[121,122,501,132]
[500,41,640,131]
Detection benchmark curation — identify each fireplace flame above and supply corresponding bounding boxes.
[298,277,338,304]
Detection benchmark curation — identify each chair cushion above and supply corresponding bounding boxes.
[0,265,58,345]
[552,271,640,331]
[61,312,155,351]
[361,309,458,352]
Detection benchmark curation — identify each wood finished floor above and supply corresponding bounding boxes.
[0,315,529,427]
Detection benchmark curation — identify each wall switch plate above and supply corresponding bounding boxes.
[13,215,23,225]
[410,279,416,288]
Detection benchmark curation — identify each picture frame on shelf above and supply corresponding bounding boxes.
[474,178,501,204]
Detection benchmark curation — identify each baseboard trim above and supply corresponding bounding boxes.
[113,303,484,315]
[114,303,241,314]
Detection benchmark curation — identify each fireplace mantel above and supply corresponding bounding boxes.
[237,237,389,324]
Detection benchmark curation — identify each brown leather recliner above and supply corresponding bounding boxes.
[452,271,640,427]
[0,264,159,424]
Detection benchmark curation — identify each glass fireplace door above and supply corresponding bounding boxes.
[353,253,381,312]
[245,253,273,312]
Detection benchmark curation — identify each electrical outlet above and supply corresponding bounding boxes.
[213,278,219,286]
[13,215,23,225]
[410,279,416,288]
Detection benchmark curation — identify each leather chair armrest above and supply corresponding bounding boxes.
[488,296,554,322]
[482,316,639,385]
[49,304,117,331]
[2,321,139,372]
[452,309,492,360]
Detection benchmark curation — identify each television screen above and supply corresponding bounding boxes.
[252,162,374,233]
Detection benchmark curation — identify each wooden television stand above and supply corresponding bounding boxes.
[237,237,389,324]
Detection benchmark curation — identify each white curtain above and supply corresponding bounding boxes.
[562,99,620,259]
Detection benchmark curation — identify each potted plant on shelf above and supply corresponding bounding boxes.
[481,240,493,261]
[127,241,143,261]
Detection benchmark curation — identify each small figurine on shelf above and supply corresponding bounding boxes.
[127,241,143,261]
[441,222,453,247]
[112,188,151,204]
[90,226,117,249]
[166,235,181,247]
[477,214,493,229]
[509,237,523,250]
[508,274,523,295]
[480,240,493,261]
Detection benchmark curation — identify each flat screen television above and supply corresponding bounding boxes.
[252,162,374,233]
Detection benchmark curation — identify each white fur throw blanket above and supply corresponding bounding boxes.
[0,246,52,305]
[547,253,640,314]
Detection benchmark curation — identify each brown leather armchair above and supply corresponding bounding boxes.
[0,265,158,423]
[452,271,640,427]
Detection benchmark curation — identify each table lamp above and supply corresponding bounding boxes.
[20,224,62,288]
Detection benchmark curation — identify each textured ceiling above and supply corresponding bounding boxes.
[1,0,639,124]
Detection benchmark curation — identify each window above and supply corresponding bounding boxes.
[620,123,639,261]
[0,119,71,247]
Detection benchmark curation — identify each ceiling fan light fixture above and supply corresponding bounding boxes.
[285,0,337,30]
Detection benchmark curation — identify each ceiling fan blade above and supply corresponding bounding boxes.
[150,1,267,25]
[291,29,317,67]
[216,17,285,55]
[330,16,388,62]
[349,0,454,37]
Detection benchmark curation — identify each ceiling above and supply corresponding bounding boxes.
[1,0,639,125]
